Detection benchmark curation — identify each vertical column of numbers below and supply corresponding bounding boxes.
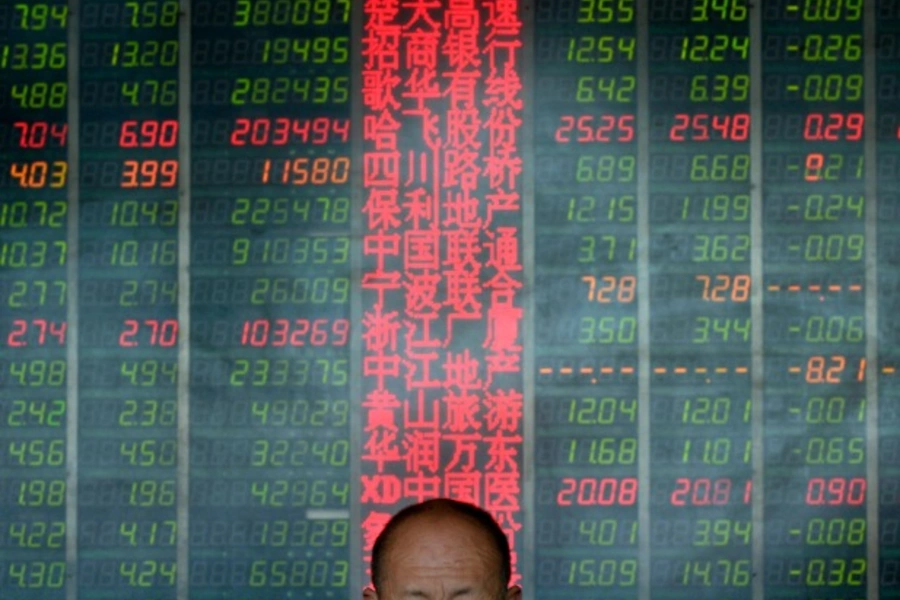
[188,1,352,597]
[532,0,639,597]
[761,0,868,597]
[76,1,180,597]
[646,0,753,597]
[0,2,70,597]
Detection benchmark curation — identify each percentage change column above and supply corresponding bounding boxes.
[761,0,868,597]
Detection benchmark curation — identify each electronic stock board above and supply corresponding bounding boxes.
[1,1,899,599]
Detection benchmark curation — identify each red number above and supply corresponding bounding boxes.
[120,319,139,347]
[805,355,846,383]
[121,160,178,188]
[555,115,634,143]
[555,116,575,142]
[557,477,637,506]
[240,318,349,347]
[671,477,732,506]
[805,153,824,181]
[9,319,67,346]
[231,118,251,145]
[283,319,306,346]
[14,121,67,148]
[120,120,178,148]
[670,113,749,141]
[232,117,350,146]
[696,274,751,302]
[241,319,269,347]
[9,161,67,188]
[7,319,28,347]
[804,113,864,142]
[806,477,866,506]
[119,319,178,347]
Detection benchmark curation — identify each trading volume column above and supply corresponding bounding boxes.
[76,1,181,597]
[646,1,753,597]
[0,2,69,597]
[531,1,639,597]
[188,1,352,597]
[761,1,868,597]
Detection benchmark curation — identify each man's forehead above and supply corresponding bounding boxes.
[383,511,501,570]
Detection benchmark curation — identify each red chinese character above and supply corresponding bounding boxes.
[444,23,480,70]
[364,188,402,230]
[362,306,401,354]
[484,389,522,432]
[442,149,480,190]
[404,347,442,389]
[484,294,523,368]
[447,108,482,149]
[403,472,442,502]
[444,269,483,326]
[401,69,441,115]
[444,471,482,503]
[484,432,522,473]
[364,389,400,433]
[404,229,441,271]
[363,27,401,70]
[400,0,442,31]
[443,225,482,271]
[442,392,482,432]
[403,153,433,187]
[363,230,401,274]
[364,151,401,187]
[363,70,402,112]
[485,190,521,220]
[484,39,521,70]
[364,0,400,27]
[402,188,434,225]
[485,227,520,273]
[403,31,441,68]
[444,75,478,108]
[485,2,522,37]
[361,510,392,551]
[484,472,521,513]
[363,428,402,472]
[442,349,482,391]
[403,390,441,428]
[361,269,402,298]
[403,273,442,317]
[403,429,442,473]
[444,432,481,472]
[364,111,401,149]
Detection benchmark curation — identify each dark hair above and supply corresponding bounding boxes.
[370,498,511,592]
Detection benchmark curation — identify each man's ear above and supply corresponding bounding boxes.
[505,585,521,600]
[363,586,379,600]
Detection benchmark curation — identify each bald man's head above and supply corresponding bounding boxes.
[368,499,515,600]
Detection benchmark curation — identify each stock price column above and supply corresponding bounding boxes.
[532,1,639,596]
[762,1,868,597]
[188,1,351,597]
[877,1,900,595]
[0,2,69,597]
[646,1,753,597]
[76,1,181,597]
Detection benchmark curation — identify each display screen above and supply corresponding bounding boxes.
[1,1,898,599]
